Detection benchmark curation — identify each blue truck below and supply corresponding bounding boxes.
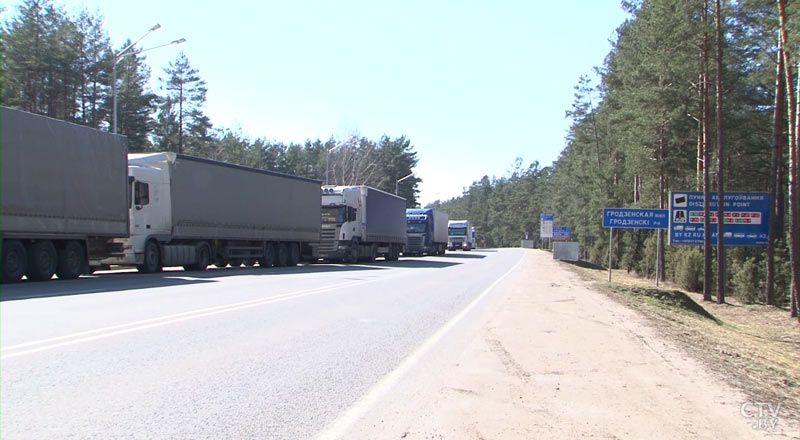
[404,209,449,256]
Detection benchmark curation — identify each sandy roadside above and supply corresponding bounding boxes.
[346,249,798,439]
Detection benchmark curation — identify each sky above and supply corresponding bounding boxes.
[3,1,630,206]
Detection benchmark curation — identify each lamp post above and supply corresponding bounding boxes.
[112,24,185,133]
[395,173,414,195]
[325,137,353,185]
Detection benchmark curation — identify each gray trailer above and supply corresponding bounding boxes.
[318,185,407,262]
[104,153,322,272]
[1,106,129,282]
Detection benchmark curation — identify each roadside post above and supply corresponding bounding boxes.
[602,208,669,284]
[608,227,613,282]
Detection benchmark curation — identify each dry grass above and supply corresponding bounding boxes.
[564,261,800,424]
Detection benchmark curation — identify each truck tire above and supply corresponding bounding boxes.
[366,245,377,262]
[243,259,256,267]
[229,259,243,267]
[287,243,300,267]
[137,240,162,273]
[260,243,275,268]
[275,243,289,267]
[386,244,400,261]
[186,243,210,271]
[56,241,84,280]
[2,240,27,283]
[27,240,57,281]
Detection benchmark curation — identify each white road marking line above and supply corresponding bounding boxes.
[313,249,526,440]
[1,278,374,360]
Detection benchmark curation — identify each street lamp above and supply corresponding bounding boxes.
[325,137,354,185]
[395,173,414,195]
[112,24,185,133]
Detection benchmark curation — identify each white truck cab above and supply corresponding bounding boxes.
[447,219,474,251]
[99,154,171,269]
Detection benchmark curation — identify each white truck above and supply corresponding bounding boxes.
[102,153,322,273]
[317,186,407,262]
[447,220,475,251]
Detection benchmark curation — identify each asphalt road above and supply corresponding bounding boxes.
[1,248,524,439]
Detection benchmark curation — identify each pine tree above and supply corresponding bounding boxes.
[158,51,208,154]
[111,39,158,151]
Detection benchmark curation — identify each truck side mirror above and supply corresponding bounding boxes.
[347,206,357,222]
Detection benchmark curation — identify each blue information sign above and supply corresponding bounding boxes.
[669,192,770,246]
[553,226,571,240]
[603,208,669,229]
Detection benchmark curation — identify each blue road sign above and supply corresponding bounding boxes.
[553,226,571,240]
[669,192,770,246]
[603,208,669,229]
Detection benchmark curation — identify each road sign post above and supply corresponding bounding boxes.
[608,227,613,282]
[602,208,669,284]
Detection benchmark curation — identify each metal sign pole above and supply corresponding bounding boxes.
[608,227,613,282]
[656,229,661,287]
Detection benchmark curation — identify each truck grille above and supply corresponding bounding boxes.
[407,236,424,250]
[319,228,337,253]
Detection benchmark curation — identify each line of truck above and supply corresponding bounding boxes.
[1,106,467,283]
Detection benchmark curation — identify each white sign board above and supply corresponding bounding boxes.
[540,213,554,239]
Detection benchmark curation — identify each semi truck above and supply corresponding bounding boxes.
[317,186,407,262]
[447,220,475,251]
[1,107,322,282]
[404,208,449,256]
[104,153,321,273]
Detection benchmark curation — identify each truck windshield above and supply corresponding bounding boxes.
[407,223,427,233]
[322,206,346,224]
[449,227,467,235]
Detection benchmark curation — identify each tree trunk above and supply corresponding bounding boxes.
[778,0,799,318]
[178,83,184,155]
[767,41,785,306]
[702,0,712,302]
[715,0,726,304]
[659,125,667,283]
[792,68,800,320]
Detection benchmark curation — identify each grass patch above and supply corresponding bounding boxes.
[616,285,721,323]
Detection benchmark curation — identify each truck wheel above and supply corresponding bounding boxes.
[243,259,256,267]
[56,241,84,280]
[260,243,275,268]
[275,243,289,267]
[2,240,27,283]
[27,240,57,281]
[366,245,377,262]
[214,258,228,268]
[229,259,243,267]
[188,243,210,271]
[287,243,300,267]
[137,240,162,273]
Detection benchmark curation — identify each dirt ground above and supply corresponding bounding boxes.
[346,249,800,439]
[571,256,800,431]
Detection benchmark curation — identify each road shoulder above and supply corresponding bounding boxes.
[346,249,797,439]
